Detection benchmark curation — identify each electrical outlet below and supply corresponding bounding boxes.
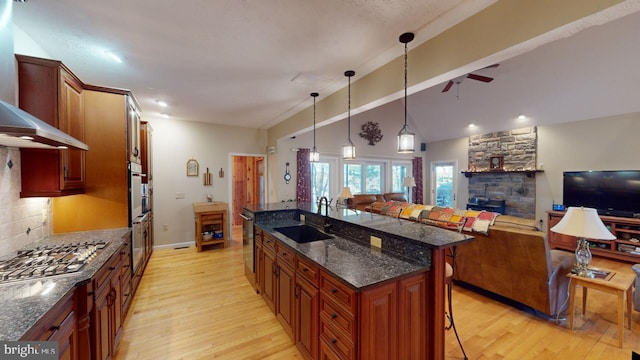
[163,224,169,230]
[300,214,305,223]
[370,236,382,248]
[176,192,185,199]
[41,209,47,223]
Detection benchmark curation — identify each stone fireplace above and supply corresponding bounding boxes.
[467,127,539,219]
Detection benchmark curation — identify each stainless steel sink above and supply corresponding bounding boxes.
[273,225,332,243]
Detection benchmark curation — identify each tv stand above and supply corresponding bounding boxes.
[547,211,640,263]
[597,209,635,218]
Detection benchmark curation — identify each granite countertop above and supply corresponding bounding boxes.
[0,228,130,341]
[257,219,427,290]
[245,202,472,249]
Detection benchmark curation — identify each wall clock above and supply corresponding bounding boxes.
[489,155,504,171]
[284,162,291,183]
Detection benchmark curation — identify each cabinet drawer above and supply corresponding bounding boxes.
[320,319,355,360]
[320,271,356,314]
[276,243,296,269]
[254,227,263,244]
[296,256,319,286]
[320,295,356,341]
[94,251,121,292]
[201,213,224,222]
[263,233,276,253]
[21,290,74,341]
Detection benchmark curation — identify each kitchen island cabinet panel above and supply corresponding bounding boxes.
[277,258,296,340]
[398,273,428,359]
[262,245,277,314]
[296,275,319,360]
[359,282,397,360]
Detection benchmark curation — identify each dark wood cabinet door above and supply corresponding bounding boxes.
[277,262,295,340]
[262,249,276,313]
[548,214,577,249]
[93,286,112,360]
[296,276,318,360]
[59,70,85,190]
[255,242,264,294]
[398,273,427,360]
[50,311,77,360]
[359,281,397,360]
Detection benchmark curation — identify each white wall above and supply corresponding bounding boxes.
[271,100,424,201]
[0,2,52,257]
[147,118,267,247]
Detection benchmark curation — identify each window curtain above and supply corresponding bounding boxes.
[296,149,311,204]
[412,157,423,204]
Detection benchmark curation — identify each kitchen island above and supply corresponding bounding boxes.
[244,202,473,360]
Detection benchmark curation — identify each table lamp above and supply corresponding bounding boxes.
[338,187,353,208]
[402,176,416,203]
[550,207,615,278]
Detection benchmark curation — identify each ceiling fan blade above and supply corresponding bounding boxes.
[442,80,454,92]
[467,73,493,83]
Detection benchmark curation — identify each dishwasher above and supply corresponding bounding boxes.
[240,209,255,284]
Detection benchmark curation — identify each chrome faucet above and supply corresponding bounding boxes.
[317,196,329,216]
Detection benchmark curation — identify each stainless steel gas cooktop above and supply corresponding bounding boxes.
[0,241,108,284]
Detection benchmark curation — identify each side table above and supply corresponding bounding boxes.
[567,269,635,347]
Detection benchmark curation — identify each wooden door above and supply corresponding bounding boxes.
[232,155,265,226]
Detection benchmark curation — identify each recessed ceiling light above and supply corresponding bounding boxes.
[517,114,527,120]
[160,113,170,118]
[156,100,168,107]
[105,51,123,63]
[468,124,476,128]
[19,136,34,140]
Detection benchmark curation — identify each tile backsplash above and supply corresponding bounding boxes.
[0,147,52,257]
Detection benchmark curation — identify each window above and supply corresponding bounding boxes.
[391,163,411,192]
[311,161,332,201]
[343,161,384,194]
[432,161,456,207]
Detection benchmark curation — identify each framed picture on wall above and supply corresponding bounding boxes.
[187,158,199,177]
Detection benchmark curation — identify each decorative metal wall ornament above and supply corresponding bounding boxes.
[359,121,383,146]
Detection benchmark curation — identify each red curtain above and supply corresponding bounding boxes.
[296,149,311,204]
[412,157,423,204]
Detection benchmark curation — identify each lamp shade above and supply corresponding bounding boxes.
[402,176,416,187]
[550,207,615,240]
[338,187,354,199]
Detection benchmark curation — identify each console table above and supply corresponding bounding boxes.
[193,202,229,251]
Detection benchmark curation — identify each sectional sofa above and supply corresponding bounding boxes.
[362,200,574,316]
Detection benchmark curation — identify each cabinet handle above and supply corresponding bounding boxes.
[281,252,287,256]
[331,313,337,320]
[331,288,338,294]
[63,166,68,180]
[110,266,116,271]
[302,267,308,272]
[331,338,337,345]
[49,325,60,331]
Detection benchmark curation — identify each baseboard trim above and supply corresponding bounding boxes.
[153,241,195,250]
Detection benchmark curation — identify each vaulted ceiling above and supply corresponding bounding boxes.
[12,0,640,144]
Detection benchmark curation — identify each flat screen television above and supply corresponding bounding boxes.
[563,170,640,217]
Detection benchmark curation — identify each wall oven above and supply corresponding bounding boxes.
[129,162,144,273]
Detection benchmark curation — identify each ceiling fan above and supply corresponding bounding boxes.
[442,64,499,93]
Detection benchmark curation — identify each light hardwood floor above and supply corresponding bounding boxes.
[115,227,639,359]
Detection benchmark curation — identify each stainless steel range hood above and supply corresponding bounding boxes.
[0,100,89,150]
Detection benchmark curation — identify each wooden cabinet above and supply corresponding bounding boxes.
[255,225,432,360]
[193,203,229,251]
[140,121,153,183]
[548,211,640,262]
[276,242,296,339]
[128,98,141,164]
[255,227,264,295]
[21,289,77,360]
[92,244,124,360]
[16,55,86,197]
[295,256,319,360]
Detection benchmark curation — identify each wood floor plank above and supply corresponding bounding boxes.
[116,230,639,360]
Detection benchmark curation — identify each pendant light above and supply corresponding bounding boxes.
[342,70,356,160]
[397,32,415,154]
[309,92,320,162]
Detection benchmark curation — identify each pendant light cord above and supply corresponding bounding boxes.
[347,74,352,141]
[313,95,316,147]
[404,40,408,128]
